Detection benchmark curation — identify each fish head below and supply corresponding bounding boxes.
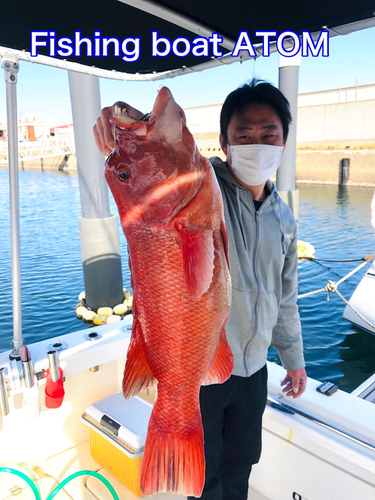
[105,87,205,226]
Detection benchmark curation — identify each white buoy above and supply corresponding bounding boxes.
[107,315,122,323]
[97,307,113,317]
[75,305,88,319]
[82,310,96,322]
[113,304,127,316]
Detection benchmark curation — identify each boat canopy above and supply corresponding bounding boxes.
[0,0,374,79]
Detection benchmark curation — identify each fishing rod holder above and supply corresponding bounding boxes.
[47,350,60,382]
[0,368,10,417]
[21,360,35,389]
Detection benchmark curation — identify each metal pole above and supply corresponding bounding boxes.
[1,52,23,357]
[68,71,124,310]
[68,71,110,219]
[277,52,301,221]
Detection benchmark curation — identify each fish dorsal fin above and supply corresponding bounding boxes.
[177,222,215,297]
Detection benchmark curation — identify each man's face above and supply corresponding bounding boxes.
[220,102,285,158]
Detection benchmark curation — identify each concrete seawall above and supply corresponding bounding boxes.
[2,149,375,187]
[296,150,375,186]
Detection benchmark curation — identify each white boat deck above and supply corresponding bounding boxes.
[0,319,374,500]
[0,440,265,499]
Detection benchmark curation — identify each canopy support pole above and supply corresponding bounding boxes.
[2,53,23,358]
[277,53,301,221]
[68,71,124,311]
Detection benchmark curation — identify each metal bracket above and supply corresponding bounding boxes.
[1,53,19,84]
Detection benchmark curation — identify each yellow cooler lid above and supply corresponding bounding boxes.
[86,391,153,452]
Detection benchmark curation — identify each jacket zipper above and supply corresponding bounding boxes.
[278,198,287,254]
[243,206,261,376]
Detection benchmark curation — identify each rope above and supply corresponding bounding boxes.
[297,257,375,331]
[305,254,374,263]
[334,287,375,331]
[297,287,327,298]
[307,257,365,263]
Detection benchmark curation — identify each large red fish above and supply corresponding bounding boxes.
[104,87,233,497]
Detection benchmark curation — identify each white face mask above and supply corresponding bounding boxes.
[228,144,284,186]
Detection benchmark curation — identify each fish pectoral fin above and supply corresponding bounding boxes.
[122,316,156,398]
[202,322,234,385]
[176,221,215,297]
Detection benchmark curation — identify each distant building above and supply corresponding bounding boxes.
[297,83,375,146]
[18,119,52,141]
[50,124,74,140]
[183,82,375,154]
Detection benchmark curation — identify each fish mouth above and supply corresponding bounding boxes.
[110,105,150,136]
[110,87,172,132]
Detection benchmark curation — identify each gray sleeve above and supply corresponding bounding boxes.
[272,223,305,371]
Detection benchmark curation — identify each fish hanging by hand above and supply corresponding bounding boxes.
[104,87,233,497]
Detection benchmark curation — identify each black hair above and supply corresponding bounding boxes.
[220,78,292,144]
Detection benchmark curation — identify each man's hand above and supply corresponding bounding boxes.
[281,368,307,399]
[93,102,144,156]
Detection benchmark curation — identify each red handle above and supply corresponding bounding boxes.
[45,367,65,409]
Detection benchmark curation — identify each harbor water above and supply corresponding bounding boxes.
[0,169,374,392]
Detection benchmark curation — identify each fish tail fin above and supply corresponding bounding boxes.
[202,322,233,385]
[122,317,156,398]
[140,407,205,496]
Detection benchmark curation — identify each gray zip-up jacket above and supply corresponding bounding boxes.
[210,157,305,377]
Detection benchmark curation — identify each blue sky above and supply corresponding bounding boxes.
[0,27,374,126]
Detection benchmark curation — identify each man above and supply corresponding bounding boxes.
[94,79,307,500]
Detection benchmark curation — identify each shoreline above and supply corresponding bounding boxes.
[1,149,375,188]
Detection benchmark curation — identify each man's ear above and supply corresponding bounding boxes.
[282,139,287,152]
[219,134,228,156]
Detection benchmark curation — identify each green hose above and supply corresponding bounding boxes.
[0,466,119,500]
[46,469,120,500]
[0,467,41,500]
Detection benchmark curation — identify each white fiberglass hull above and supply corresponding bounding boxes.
[0,318,374,499]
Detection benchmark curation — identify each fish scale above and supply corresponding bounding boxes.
[129,228,225,381]
[104,86,233,496]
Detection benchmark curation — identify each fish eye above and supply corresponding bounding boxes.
[118,169,130,181]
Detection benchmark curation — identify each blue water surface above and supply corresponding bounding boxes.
[0,169,374,392]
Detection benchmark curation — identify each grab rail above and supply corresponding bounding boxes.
[267,395,375,452]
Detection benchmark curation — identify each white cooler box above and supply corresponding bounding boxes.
[82,391,153,497]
